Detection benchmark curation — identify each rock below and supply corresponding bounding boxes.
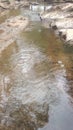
[30,2,39,5]
[61,64,64,68]
[0,15,29,53]
[41,3,73,44]
[55,18,73,29]
[58,29,73,42]
[0,2,9,9]
[58,61,62,64]
[66,29,73,41]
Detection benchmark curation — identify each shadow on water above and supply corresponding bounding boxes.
[0,8,73,130]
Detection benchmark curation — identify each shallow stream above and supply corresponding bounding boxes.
[0,6,73,130]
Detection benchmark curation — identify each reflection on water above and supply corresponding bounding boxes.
[0,11,73,130]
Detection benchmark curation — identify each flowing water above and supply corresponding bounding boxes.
[0,7,73,130]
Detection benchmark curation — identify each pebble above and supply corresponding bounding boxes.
[61,64,64,68]
[58,60,62,64]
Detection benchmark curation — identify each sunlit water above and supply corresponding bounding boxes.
[0,7,73,130]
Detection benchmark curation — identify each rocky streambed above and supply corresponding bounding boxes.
[41,3,73,44]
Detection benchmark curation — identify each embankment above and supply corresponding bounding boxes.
[41,3,73,45]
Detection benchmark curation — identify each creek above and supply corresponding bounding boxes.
[0,5,73,130]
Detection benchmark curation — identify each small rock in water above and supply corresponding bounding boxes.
[58,60,62,64]
[61,64,64,68]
